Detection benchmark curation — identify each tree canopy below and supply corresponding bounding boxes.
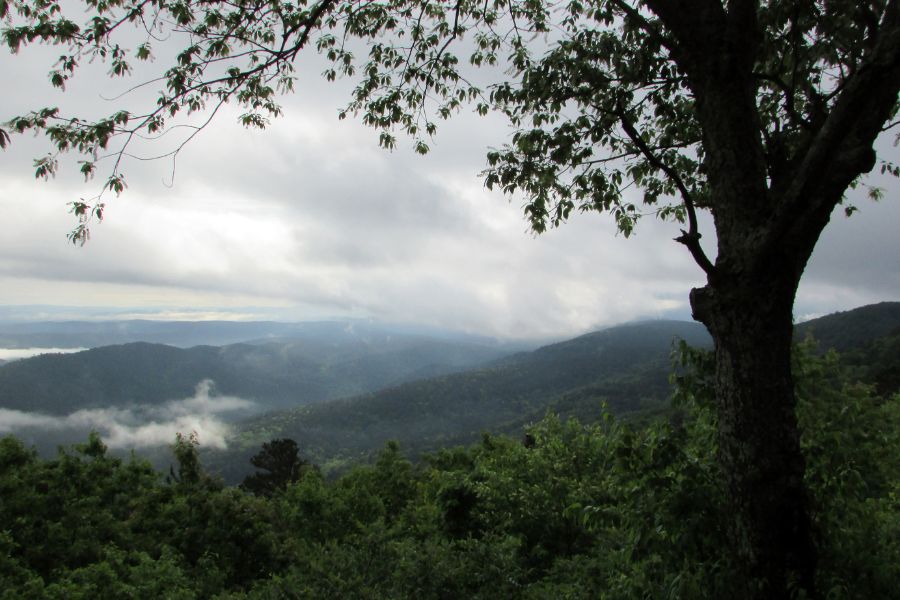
[4,0,895,244]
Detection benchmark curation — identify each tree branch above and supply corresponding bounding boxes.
[765,0,900,260]
[617,106,715,275]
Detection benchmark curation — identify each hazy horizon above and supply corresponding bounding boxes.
[0,299,891,348]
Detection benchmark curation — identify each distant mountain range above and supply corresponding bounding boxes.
[0,318,522,350]
[206,302,900,480]
[0,330,521,415]
[1,302,898,480]
[208,320,712,478]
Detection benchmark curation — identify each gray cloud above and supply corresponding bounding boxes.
[1,37,898,339]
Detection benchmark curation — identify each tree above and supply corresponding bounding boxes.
[241,438,312,496]
[2,0,899,596]
[168,431,205,486]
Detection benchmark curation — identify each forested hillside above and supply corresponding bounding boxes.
[211,321,711,477]
[795,302,900,352]
[209,305,900,480]
[3,304,897,474]
[1,304,898,596]
[2,343,897,598]
[0,334,516,415]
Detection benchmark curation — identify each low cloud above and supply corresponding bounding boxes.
[0,380,254,449]
[0,348,88,361]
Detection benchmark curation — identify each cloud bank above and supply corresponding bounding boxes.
[0,41,897,338]
[0,380,254,449]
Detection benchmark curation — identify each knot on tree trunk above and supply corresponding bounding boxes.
[689,285,716,327]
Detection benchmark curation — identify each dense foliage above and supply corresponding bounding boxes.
[2,343,897,598]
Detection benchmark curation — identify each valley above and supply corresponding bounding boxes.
[1,302,898,482]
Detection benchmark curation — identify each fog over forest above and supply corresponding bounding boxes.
[0,379,255,449]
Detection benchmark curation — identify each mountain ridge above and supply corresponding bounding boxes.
[2,302,897,475]
[0,334,518,415]
[208,304,900,480]
[209,319,712,478]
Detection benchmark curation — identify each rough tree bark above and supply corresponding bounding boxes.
[692,276,816,598]
[644,1,900,596]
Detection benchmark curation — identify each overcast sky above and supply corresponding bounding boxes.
[1,31,898,340]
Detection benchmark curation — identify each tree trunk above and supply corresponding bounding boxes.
[691,280,817,599]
